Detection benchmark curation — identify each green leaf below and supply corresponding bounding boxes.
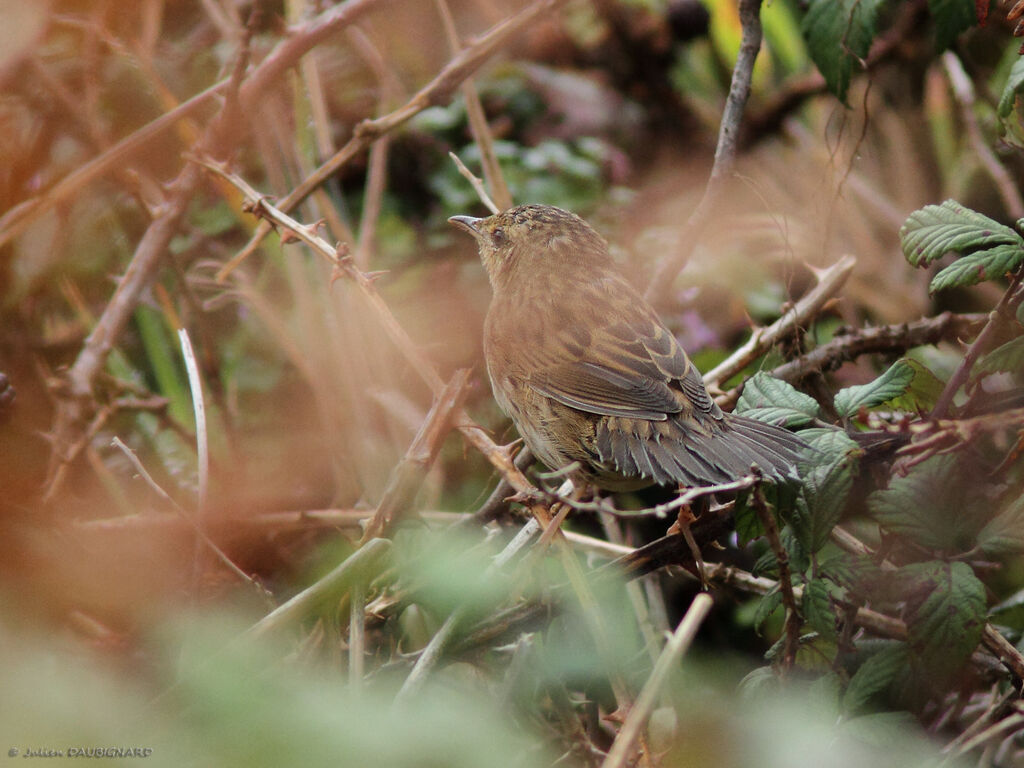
[801,0,885,104]
[869,454,988,552]
[977,495,1024,556]
[754,586,784,633]
[989,589,1024,631]
[738,666,780,701]
[899,200,1021,266]
[976,336,1024,376]
[843,643,910,714]
[734,493,765,546]
[929,243,1024,293]
[735,373,820,428]
[789,430,860,553]
[884,359,946,412]
[833,359,916,419]
[803,577,845,640]
[901,561,986,680]
[928,0,977,51]
[998,56,1024,118]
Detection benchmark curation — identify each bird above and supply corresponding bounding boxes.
[448,204,806,494]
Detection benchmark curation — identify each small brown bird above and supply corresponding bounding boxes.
[449,204,805,492]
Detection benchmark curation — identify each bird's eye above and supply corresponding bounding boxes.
[491,227,506,246]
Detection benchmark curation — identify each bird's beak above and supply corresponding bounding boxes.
[447,215,483,236]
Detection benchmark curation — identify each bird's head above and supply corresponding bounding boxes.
[448,204,612,291]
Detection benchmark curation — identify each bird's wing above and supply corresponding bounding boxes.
[526,310,722,421]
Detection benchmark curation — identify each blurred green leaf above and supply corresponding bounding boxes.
[754,586,784,633]
[977,494,1024,556]
[929,243,1024,293]
[901,561,986,680]
[976,336,1024,376]
[869,454,988,552]
[736,373,821,427]
[928,0,977,51]
[843,643,911,715]
[801,0,884,104]
[900,199,1021,266]
[997,51,1024,118]
[834,359,917,419]
[988,588,1024,631]
[803,577,843,641]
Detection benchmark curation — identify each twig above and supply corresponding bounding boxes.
[360,369,472,542]
[742,0,922,145]
[768,312,987,386]
[705,254,857,397]
[0,0,388,251]
[394,519,540,702]
[750,483,800,670]
[436,0,512,211]
[248,538,392,639]
[644,0,764,302]
[449,152,500,214]
[942,52,1024,220]
[942,689,1018,755]
[463,448,535,527]
[195,160,543,500]
[832,524,1024,681]
[931,277,1024,419]
[42,1,388,499]
[602,593,713,768]
[217,0,568,281]
[178,330,209,515]
[951,711,1024,758]
[109,436,267,599]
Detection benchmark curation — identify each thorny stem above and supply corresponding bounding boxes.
[930,276,1024,420]
[750,484,800,671]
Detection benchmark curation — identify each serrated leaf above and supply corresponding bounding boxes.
[899,200,1021,266]
[843,643,910,714]
[789,430,860,553]
[735,372,820,428]
[801,0,885,104]
[929,243,1024,292]
[734,491,765,546]
[803,577,844,640]
[901,561,986,680]
[976,336,1024,376]
[753,586,784,633]
[977,495,1024,556]
[998,56,1024,118]
[869,454,987,552]
[833,359,916,419]
[885,359,946,412]
[928,0,978,50]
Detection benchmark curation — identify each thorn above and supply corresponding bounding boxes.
[280,230,299,244]
[364,270,390,283]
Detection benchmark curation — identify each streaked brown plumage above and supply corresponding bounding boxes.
[449,204,805,491]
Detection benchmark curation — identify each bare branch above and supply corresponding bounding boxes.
[644,0,764,302]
